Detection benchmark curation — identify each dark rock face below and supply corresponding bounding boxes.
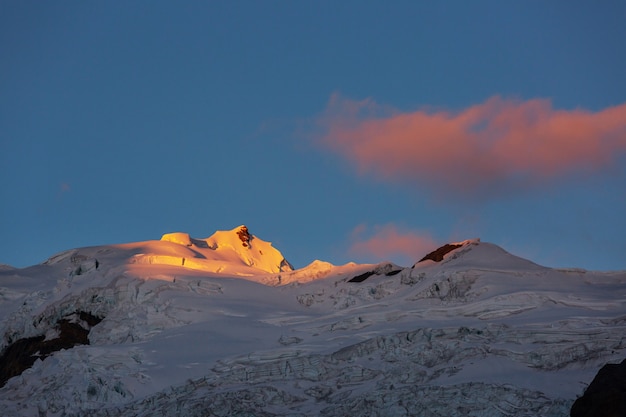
[347,270,377,283]
[571,358,626,417]
[237,225,252,247]
[348,263,403,283]
[417,243,462,263]
[0,311,102,387]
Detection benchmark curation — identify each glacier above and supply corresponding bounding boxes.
[0,226,624,416]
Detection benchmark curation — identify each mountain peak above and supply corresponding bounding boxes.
[236,225,252,247]
[206,225,294,273]
[159,226,293,274]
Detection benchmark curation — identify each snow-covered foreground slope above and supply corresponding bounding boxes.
[0,228,625,416]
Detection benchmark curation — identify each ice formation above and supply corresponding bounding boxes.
[0,229,624,416]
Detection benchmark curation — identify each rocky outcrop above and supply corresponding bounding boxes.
[237,225,252,247]
[347,263,402,282]
[0,312,102,387]
[417,243,463,263]
[571,358,626,417]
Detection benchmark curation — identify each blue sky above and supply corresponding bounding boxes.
[1,1,625,270]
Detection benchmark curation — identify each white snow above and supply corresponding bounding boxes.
[0,229,624,416]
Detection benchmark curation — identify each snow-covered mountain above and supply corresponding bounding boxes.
[0,226,624,416]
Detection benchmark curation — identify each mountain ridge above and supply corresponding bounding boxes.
[1,227,624,416]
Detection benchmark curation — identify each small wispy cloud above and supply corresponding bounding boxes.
[349,223,438,265]
[317,94,626,198]
[55,182,71,201]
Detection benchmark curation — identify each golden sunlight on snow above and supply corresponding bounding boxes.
[125,226,293,275]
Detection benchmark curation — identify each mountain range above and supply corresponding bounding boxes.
[1,225,624,416]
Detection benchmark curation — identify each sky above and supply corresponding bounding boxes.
[1,1,625,271]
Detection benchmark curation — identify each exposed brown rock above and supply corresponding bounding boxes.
[417,243,462,263]
[348,263,403,283]
[0,312,102,387]
[237,225,252,247]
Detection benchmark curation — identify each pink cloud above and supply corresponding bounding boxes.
[318,94,626,196]
[349,224,438,264]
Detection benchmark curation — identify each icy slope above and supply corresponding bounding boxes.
[0,234,625,416]
[38,225,293,280]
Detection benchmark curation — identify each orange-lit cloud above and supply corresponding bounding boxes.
[349,224,438,264]
[318,94,626,196]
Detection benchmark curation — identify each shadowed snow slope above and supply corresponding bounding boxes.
[0,231,625,416]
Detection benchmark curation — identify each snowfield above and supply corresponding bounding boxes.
[0,226,624,416]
